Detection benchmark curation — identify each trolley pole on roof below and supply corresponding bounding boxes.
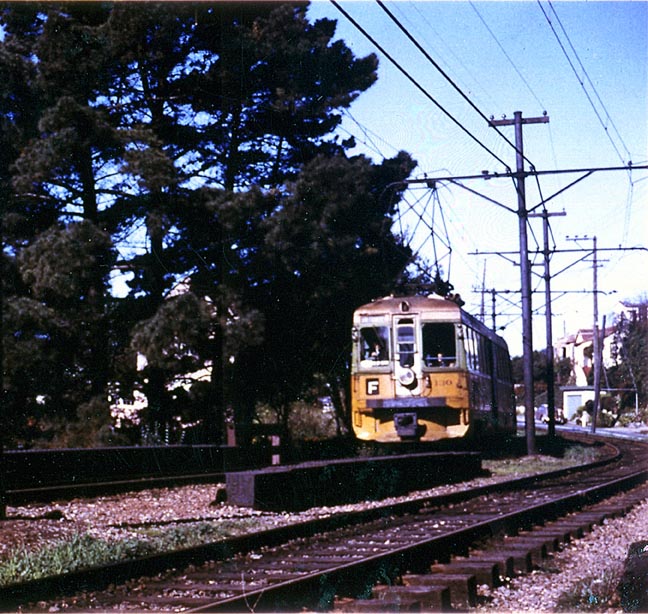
[489,111,549,455]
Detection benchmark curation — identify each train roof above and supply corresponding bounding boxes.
[354,294,509,349]
[354,294,462,317]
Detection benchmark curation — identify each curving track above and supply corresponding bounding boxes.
[6,433,648,612]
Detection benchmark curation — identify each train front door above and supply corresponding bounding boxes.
[393,315,422,396]
[392,314,423,439]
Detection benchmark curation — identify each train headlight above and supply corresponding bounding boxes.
[399,369,416,387]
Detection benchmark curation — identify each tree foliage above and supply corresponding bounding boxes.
[511,350,574,407]
[610,302,648,411]
[0,2,422,448]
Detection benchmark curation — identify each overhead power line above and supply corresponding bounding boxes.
[538,0,632,166]
[469,1,546,111]
[340,109,401,158]
[329,0,512,171]
[375,0,539,171]
[404,2,500,113]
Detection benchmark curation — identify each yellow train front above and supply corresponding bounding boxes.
[351,295,516,443]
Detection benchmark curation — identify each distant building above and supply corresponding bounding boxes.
[611,299,647,323]
[554,325,615,387]
[554,299,644,418]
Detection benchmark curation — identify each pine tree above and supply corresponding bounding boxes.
[2,4,124,442]
[0,2,420,447]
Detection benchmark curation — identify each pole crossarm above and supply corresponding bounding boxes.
[403,163,648,186]
[470,245,646,279]
[529,172,593,211]
[444,179,515,213]
[472,246,647,256]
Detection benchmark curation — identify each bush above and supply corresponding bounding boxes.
[288,401,340,440]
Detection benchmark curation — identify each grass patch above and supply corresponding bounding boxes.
[0,518,263,587]
[563,444,603,465]
[484,454,578,477]
[483,445,604,477]
[135,518,264,548]
[0,533,153,586]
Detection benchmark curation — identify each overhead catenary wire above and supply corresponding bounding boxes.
[622,181,634,243]
[538,0,632,167]
[374,0,555,278]
[469,1,546,112]
[329,0,513,172]
[400,1,501,113]
[340,108,402,158]
[375,0,540,172]
[538,0,640,246]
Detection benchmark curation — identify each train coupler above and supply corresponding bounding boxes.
[394,412,423,439]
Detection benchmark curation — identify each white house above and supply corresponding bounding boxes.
[554,326,616,387]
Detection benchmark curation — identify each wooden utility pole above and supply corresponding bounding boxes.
[591,237,601,433]
[403,122,645,453]
[567,235,606,432]
[489,111,549,455]
[529,208,566,437]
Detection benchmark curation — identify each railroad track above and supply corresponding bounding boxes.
[5,433,648,612]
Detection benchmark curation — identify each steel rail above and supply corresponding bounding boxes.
[190,458,648,612]
[3,434,644,612]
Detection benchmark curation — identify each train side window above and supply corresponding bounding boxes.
[422,323,456,367]
[466,328,479,371]
[396,318,415,368]
[482,338,493,374]
[464,328,473,370]
[473,331,482,371]
[360,326,389,365]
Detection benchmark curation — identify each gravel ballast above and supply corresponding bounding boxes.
[476,495,648,612]
[1,458,647,611]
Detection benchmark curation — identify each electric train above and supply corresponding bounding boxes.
[350,294,516,442]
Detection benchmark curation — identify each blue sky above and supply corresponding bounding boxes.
[307,0,648,355]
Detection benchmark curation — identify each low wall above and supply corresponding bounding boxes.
[3,445,266,490]
[226,451,483,511]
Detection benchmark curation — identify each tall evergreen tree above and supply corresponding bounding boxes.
[176,151,417,440]
[0,1,420,446]
[237,152,417,435]
[1,4,139,442]
[104,2,381,441]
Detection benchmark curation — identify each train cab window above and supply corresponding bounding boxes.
[422,322,456,367]
[359,326,389,366]
[396,318,416,368]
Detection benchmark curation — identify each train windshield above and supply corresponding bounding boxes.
[422,322,456,367]
[359,326,389,364]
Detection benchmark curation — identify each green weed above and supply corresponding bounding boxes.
[483,454,576,477]
[0,519,262,587]
[0,533,151,586]
[563,445,601,465]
